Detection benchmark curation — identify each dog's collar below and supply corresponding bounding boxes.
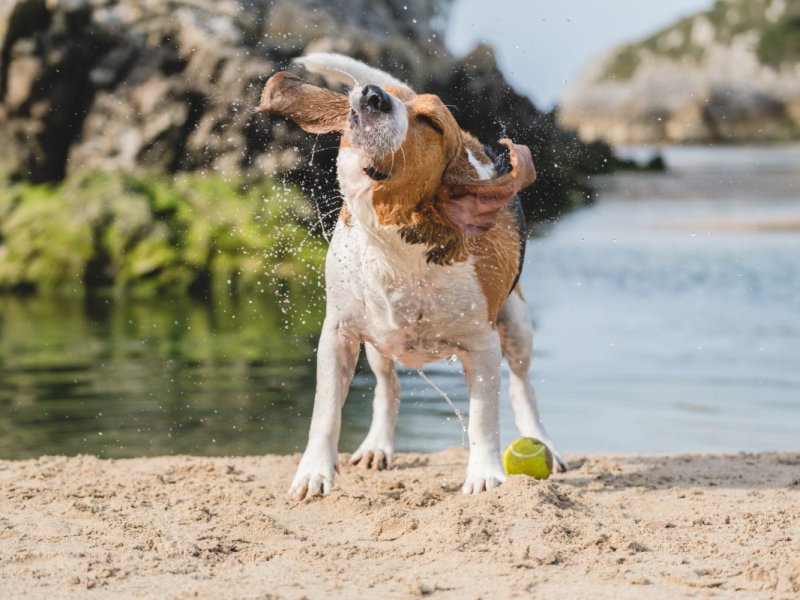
[364,166,389,181]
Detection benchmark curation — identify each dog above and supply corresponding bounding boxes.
[258,53,565,499]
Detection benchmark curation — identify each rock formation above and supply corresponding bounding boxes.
[1,0,611,222]
[559,0,800,144]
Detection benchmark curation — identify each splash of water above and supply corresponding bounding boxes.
[416,366,467,446]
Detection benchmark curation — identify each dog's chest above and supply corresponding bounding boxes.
[364,260,485,366]
[329,223,489,367]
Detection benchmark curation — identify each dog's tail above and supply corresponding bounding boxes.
[294,52,414,95]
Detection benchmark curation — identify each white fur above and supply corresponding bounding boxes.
[467,148,495,181]
[290,180,508,497]
[347,86,409,163]
[497,291,566,472]
[287,56,564,500]
[332,148,491,368]
[349,343,399,470]
[337,147,378,227]
[295,53,414,94]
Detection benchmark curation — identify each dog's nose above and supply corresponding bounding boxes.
[361,84,392,113]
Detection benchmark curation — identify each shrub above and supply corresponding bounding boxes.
[0,171,327,305]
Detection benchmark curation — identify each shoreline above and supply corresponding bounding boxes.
[2,449,799,599]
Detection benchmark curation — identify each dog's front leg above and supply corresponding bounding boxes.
[460,332,507,495]
[289,319,359,500]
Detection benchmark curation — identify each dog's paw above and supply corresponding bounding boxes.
[288,455,338,500]
[551,450,568,474]
[349,448,392,470]
[349,438,394,470]
[462,454,506,495]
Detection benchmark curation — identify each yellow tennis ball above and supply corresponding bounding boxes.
[503,437,552,479]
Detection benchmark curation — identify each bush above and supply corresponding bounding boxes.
[0,171,327,304]
[758,16,800,69]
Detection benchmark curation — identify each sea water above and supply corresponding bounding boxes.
[1,146,798,457]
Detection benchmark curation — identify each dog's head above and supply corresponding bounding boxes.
[258,54,535,235]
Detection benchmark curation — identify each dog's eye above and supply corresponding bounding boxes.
[416,114,443,134]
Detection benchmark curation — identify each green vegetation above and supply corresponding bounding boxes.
[0,171,327,303]
[602,16,706,81]
[601,0,800,81]
[706,0,771,42]
[602,46,641,81]
[758,16,800,68]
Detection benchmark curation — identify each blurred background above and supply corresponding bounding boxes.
[1,0,798,459]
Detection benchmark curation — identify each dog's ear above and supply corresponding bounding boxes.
[257,71,349,134]
[436,139,536,235]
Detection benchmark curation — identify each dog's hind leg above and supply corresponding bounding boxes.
[460,330,506,494]
[497,287,567,473]
[349,343,400,470]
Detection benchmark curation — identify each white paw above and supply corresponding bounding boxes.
[551,449,568,474]
[349,436,394,470]
[462,453,507,495]
[288,453,338,500]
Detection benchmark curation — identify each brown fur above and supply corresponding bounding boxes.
[257,72,349,134]
[467,208,524,322]
[369,94,463,227]
[398,209,468,265]
[258,71,534,322]
[363,92,528,322]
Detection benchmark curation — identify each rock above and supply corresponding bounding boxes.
[559,0,800,144]
[1,0,608,220]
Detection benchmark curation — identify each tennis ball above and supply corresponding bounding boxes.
[503,437,552,479]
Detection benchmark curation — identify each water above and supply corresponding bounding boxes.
[1,146,798,458]
[522,146,800,454]
[0,297,323,458]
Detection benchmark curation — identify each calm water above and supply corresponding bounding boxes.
[1,146,799,458]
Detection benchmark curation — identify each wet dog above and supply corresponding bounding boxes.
[258,53,565,498]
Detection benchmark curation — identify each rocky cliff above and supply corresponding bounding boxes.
[0,0,611,222]
[559,0,800,144]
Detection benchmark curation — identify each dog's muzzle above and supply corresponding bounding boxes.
[347,83,406,178]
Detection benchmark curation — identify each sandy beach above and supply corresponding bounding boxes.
[1,449,798,599]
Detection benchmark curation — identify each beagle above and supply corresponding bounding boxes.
[258,53,565,498]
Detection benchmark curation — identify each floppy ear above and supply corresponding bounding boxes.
[437,139,536,235]
[257,71,349,134]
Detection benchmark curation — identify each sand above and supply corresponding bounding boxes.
[1,449,799,599]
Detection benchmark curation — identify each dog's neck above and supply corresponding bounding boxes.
[337,147,469,265]
[337,148,382,230]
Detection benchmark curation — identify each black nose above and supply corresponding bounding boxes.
[361,84,392,113]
